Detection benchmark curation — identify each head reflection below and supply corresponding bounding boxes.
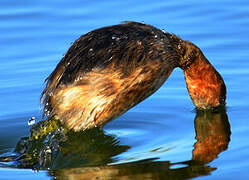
[192,108,231,163]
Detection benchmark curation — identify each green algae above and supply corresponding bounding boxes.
[29,116,67,140]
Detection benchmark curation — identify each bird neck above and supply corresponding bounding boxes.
[179,42,226,109]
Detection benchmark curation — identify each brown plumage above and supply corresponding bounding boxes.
[41,21,226,131]
[179,41,226,109]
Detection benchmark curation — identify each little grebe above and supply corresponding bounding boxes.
[41,22,226,131]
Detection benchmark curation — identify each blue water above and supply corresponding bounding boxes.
[0,0,249,179]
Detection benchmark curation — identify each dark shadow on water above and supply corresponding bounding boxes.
[51,159,215,180]
[0,107,230,179]
[0,127,130,169]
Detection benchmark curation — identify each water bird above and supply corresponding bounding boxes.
[41,21,226,131]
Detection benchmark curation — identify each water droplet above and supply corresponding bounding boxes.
[108,56,113,62]
[28,117,36,126]
[45,148,52,154]
[155,35,158,38]
[112,35,120,41]
[88,48,95,56]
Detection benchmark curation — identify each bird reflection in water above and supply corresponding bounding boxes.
[0,107,230,179]
[192,107,230,163]
[49,107,230,179]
